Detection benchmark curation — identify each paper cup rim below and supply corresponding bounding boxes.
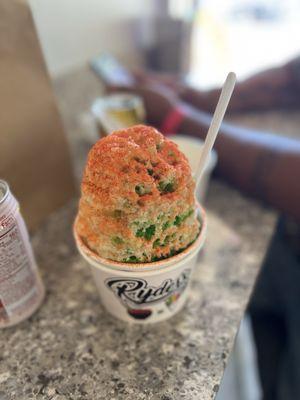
[73,202,206,274]
[92,94,143,114]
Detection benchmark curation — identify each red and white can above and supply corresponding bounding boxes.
[0,180,44,328]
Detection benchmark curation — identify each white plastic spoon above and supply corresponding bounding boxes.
[195,72,236,189]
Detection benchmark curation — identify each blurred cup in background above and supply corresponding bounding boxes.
[171,135,217,203]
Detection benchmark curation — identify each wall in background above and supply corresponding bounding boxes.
[29,0,157,77]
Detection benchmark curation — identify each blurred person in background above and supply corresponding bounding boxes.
[104,56,300,400]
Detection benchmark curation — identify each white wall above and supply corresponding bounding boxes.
[29,0,156,77]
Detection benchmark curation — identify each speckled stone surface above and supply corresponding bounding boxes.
[0,182,276,400]
[0,68,279,399]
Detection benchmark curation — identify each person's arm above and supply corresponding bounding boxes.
[104,82,300,221]
[178,103,300,222]
[179,58,300,113]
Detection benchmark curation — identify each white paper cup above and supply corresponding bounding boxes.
[73,205,206,324]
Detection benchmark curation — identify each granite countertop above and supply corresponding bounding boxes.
[0,68,278,400]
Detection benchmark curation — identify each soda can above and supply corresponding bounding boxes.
[0,180,44,328]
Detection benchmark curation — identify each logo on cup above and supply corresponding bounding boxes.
[105,269,191,319]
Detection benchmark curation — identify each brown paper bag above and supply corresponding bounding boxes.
[0,0,76,231]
